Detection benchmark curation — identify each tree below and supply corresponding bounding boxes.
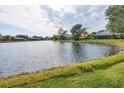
[57,27,67,40]
[106,5,124,35]
[4,35,11,41]
[70,24,88,40]
[52,35,59,40]
[70,24,82,40]
[89,32,96,39]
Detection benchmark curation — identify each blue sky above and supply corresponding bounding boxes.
[0,24,33,35]
[0,5,108,36]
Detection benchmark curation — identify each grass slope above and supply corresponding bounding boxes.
[0,39,124,88]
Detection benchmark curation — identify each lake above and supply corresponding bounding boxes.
[0,41,118,77]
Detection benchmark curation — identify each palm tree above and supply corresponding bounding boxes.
[57,27,67,40]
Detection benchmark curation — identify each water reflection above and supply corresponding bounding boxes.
[71,43,86,62]
[0,41,118,77]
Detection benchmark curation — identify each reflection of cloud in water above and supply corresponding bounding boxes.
[0,41,118,77]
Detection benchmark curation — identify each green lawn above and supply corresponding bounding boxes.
[24,62,124,88]
[0,39,124,88]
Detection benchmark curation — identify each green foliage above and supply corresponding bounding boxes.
[53,27,67,40]
[70,24,82,40]
[70,24,88,40]
[88,32,96,39]
[106,5,124,34]
[4,35,11,41]
[52,35,59,40]
[57,27,67,40]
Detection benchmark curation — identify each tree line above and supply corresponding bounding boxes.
[0,34,51,42]
[53,5,124,40]
[53,24,88,40]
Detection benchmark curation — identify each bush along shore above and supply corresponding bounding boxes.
[0,39,124,88]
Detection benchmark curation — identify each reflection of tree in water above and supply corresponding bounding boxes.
[106,45,119,56]
[59,41,65,44]
[72,43,82,53]
[71,42,87,62]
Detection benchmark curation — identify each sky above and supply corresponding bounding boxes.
[0,5,108,36]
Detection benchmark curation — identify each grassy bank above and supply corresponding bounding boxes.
[0,39,124,88]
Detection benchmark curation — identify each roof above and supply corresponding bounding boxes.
[80,32,88,34]
[95,30,112,36]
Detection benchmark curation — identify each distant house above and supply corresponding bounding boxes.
[80,32,88,39]
[13,37,27,41]
[28,37,39,41]
[0,35,12,41]
[16,35,29,39]
[94,30,113,39]
[80,32,88,37]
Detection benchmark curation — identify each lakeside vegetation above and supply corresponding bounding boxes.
[0,34,52,42]
[0,39,124,87]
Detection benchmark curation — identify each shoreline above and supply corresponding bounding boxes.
[0,40,120,78]
[0,40,51,44]
[0,39,124,87]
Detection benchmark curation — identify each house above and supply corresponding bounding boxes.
[13,37,27,41]
[80,32,88,37]
[16,35,29,39]
[27,36,44,41]
[80,32,88,39]
[28,36,39,41]
[94,30,113,39]
[0,35,12,41]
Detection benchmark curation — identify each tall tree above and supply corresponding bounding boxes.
[89,32,96,39]
[4,35,11,41]
[70,24,82,40]
[57,27,67,40]
[70,24,88,40]
[106,5,124,34]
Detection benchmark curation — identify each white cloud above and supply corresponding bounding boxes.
[0,5,58,36]
[89,6,108,20]
[87,6,100,20]
[90,12,100,19]
[88,6,99,13]
[48,5,76,17]
[0,5,108,36]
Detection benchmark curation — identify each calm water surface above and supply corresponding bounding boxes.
[0,41,118,77]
